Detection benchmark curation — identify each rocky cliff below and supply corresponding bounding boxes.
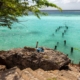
[0,47,70,70]
[0,65,80,80]
[0,47,80,80]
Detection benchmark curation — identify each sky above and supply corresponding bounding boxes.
[47,0,80,10]
[23,0,80,10]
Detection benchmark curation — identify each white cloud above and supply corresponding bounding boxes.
[77,0,80,2]
[61,0,71,4]
[48,0,60,3]
[48,0,80,4]
[27,0,80,10]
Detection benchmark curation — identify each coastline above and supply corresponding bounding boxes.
[0,11,80,64]
[0,47,80,80]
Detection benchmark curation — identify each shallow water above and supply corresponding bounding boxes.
[0,10,80,64]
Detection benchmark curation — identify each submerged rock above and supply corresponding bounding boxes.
[0,47,71,70]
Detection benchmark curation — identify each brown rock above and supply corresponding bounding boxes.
[0,65,6,72]
[0,47,71,70]
[0,67,23,80]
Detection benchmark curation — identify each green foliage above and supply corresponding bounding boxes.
[0,0,62,28]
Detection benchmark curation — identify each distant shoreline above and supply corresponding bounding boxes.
[40,10,80,11]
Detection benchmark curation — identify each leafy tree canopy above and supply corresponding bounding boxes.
[0,0,61,28]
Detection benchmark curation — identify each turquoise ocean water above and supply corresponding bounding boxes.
[0,10,80,64]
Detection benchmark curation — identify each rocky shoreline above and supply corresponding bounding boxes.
[0,47,80,80]
[0,47,70,70]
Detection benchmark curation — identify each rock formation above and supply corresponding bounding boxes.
[0,47,71,70]
[0,65,80,80]
[0,47,80,80]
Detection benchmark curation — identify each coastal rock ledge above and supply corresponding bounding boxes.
[0,47,70,70]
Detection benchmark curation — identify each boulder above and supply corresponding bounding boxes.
[0,65,6,72]
[0,67,23,80]
[0,47,71,70]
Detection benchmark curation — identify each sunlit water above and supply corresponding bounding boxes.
[0,10,80,64]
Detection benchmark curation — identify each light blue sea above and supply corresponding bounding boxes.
[0,10,80,64]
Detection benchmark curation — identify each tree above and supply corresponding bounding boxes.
[0,0,61,28]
